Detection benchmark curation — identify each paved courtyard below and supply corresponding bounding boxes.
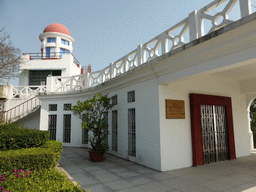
[59,147,256,192]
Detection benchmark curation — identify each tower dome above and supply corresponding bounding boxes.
[39,23,74,57]
[43,23,71,36]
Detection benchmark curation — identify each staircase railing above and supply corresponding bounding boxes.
[1,96,41,123]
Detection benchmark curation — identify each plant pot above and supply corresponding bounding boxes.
[89,150,105,162]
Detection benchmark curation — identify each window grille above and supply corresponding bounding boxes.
[112,95,117,105]
[82,114,88,144]
[128,108,136,156]
[64,104,71,111]
[63,114,71,143]
[29,70,61,86]
[49,104,57,111]
[127,91,135,103]
[48,115,57,140]
[112,110,118,151]
[103,112,109,147]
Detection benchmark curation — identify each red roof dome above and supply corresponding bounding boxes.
[43,23,71,36]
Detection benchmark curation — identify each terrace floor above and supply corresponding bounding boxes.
[59,147,256,192]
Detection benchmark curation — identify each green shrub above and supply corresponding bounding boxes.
[0,168,83,192]
[0,140,62,174]
[0,123,50,151]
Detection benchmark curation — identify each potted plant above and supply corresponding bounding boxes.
[71,93,113,162]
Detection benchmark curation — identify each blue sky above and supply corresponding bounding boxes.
[1,0,256,84]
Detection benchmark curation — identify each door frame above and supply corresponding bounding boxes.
[189,93,236,166]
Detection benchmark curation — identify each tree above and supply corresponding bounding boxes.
[250,98,256,148]
[0,28,24,81]
[71,93,114,153]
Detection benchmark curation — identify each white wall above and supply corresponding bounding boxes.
[39,77,162,171]
[15,108,40,130]
[19,54,80,86]
[159,74,250,171]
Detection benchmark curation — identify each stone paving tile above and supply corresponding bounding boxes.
[137,182,175,192]
[82,184,113,192]
[118,187,147,192]
[80,165,102,171]
[90,169,112,176]
[116,171,141,177]
[198,180,235,191]
[107,167,128,173]
[104,180,134,190]
[127,177,152,185]
[71,173,100,186]
[146,172,177,181]
[63,165,85,174]
[179,184,216,192]
[94,174,120,182]
[161,178,192,191]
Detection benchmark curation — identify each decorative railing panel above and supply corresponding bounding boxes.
[12,86,46,99]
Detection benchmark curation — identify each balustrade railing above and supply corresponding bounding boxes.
[11,86,46,99]
[41,0,255,93]
[1,96,40,122]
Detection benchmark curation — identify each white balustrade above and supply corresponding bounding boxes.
[11,86,46,99]
[41,0,252,93]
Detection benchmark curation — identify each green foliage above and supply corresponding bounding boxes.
[0,123,50,151]
[0,168,83,192]
[0,140,62,174]
[250,98,256,148]
[72,92,113,152]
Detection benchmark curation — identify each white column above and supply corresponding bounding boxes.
[189,10,200,41]
[160,34,167,55]
[137,45,143,65]
[110,62,115,78]
[46,76,55,93]
[239,0,252,18]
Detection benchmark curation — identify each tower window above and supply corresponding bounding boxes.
[46,47,55,58]
[61,39,69,46]
[47,38,56,43]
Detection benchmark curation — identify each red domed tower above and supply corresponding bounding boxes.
[39,23,74,58]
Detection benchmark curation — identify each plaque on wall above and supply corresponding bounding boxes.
[166,99,185,119]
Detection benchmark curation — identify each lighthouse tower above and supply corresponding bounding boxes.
[39,23,74,59]
[19,23,82,87]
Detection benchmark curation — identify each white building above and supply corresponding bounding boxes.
[2,0,256,172]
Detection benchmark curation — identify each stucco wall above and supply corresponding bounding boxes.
[159,74,250,171]
[15,108,40,130]
[39,77,162,171]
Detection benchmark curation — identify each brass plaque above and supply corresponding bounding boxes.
[166,99,185,119]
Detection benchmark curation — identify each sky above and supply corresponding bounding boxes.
[1,0,256,85]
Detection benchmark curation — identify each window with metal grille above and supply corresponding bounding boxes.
[127,91,135,103]
[63,114,71,143]
[112,95,117,105]
[103,112,109,146]
[128,108,136,156]
[49,104,57,111]
[112,110,118,151]
[64,104,71,111]
[82,114,88,144]
[48,115,57,140]
[29,70,62,86]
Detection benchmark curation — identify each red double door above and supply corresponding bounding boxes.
[189,94,236,166]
